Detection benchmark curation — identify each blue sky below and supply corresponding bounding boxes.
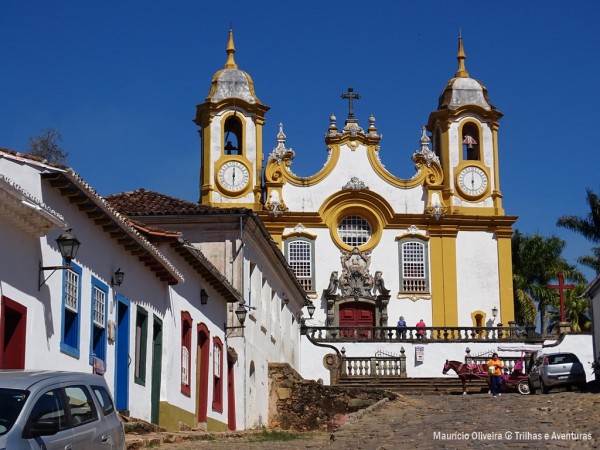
[1,1,599,282]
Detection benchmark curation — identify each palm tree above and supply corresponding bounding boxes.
[512,231,585,331]
[546,284,591,334]
[557,188,600,274]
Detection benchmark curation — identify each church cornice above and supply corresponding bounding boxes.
[194,98,270,126]
[426,104,503,131]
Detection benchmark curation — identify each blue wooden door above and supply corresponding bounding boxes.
[115,295,130,411]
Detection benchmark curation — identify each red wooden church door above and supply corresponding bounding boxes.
[339,302,374,339]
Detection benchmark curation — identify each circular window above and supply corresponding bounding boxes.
[337,215,372,247]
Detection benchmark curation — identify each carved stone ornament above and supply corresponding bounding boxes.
[293,223,306,233]
[397,293,432,302]
[342,176,369,191]
[338,247,374,298]
[265,191,287,216]
[268,122,295,164]
[412,127,440,167]
[407,225,420,235]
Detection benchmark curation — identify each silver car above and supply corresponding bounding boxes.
[528,352,587,394]
[0,370,124,449]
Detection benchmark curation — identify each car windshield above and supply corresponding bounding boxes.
[0,388,29,435]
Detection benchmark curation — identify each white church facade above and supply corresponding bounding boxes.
[194,31,518,380]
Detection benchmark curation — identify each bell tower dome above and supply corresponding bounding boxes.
[427,36,504,215]
[194,29,269,209]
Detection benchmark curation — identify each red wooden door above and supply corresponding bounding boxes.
[227,354,236,430]
[197,324,210,424]
[0,296,27,369]
[339,303,374,338]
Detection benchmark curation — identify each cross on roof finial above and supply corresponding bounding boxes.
[341,87,360,121]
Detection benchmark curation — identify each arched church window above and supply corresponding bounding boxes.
[337,216,372,247]
[398,239,429,293]
[462,122,480,161]
[285,238,315,292]
[224,115,243,155]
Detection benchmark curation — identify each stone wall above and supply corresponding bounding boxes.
[268,363,396,431]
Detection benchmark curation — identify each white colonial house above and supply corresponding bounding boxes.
[0,147,304,432]
[105,189,308,429]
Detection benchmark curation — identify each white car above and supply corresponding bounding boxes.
[0,370,124,449]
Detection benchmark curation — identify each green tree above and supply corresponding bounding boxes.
[511,231,584,331]
[26,128,69,165]
[545,284,591,334]
[557,188,600,274]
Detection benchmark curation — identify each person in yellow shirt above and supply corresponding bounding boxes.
[487,353,504,398]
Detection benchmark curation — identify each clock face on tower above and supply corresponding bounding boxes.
[457,166,488,198]
[217,160,250,193]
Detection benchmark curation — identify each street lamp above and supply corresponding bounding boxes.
[492,306,498,319]
[39,229,81,290]
[225,302,254,332]
[306,300,316,318]
[112,268,125,287]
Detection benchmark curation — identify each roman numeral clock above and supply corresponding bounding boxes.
[456,165,489,199]
[217,160,250,193]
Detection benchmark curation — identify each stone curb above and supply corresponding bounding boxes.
[124,396,394,448]
[341,395,392,428]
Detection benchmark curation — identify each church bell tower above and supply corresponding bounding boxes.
[194,29,269,209]
[427,37,504,216]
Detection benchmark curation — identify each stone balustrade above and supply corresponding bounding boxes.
[302,325,542,343]
[341,354,406,378]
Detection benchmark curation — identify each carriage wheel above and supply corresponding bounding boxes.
[517,379,531,395]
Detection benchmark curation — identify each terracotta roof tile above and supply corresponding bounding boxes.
[106,189,249,216]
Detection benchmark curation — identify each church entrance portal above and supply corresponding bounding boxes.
[339,302,374,338]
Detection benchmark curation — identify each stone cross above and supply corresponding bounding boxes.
[341,87,360,120]
[546,271,575,323]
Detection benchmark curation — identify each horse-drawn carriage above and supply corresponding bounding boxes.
[442,345,541,395]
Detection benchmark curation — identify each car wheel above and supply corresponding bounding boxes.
[540,379,549,394]
[577,383,587,392]
[517,379,531,395]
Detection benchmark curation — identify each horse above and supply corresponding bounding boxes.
[442,360,490,395]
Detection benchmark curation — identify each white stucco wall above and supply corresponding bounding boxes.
[300,334,595,384]
[281,142,426,214]
[456,230,501,326]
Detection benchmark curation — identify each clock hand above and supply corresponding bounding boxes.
[471,173,474,188]
[232,168,236,184]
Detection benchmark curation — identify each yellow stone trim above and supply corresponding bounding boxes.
[470,310,487,327]
[395,231,430,241]
[264,144,340,186]
[429,226,458,326]
[214,156,253,198]
[366,145,443,189]
[318,190,394,252]
[497,232,515,323]
[158,402,227,431]
[457,119,484,162]
[264,139,443,192]
[454,163,491,201]
[219,111,247,158]
[207,416,228,432]
[282,227,318,240]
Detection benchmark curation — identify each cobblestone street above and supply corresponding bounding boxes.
[129,390,600,449]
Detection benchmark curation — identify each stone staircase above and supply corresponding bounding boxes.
[337,376,489,395]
